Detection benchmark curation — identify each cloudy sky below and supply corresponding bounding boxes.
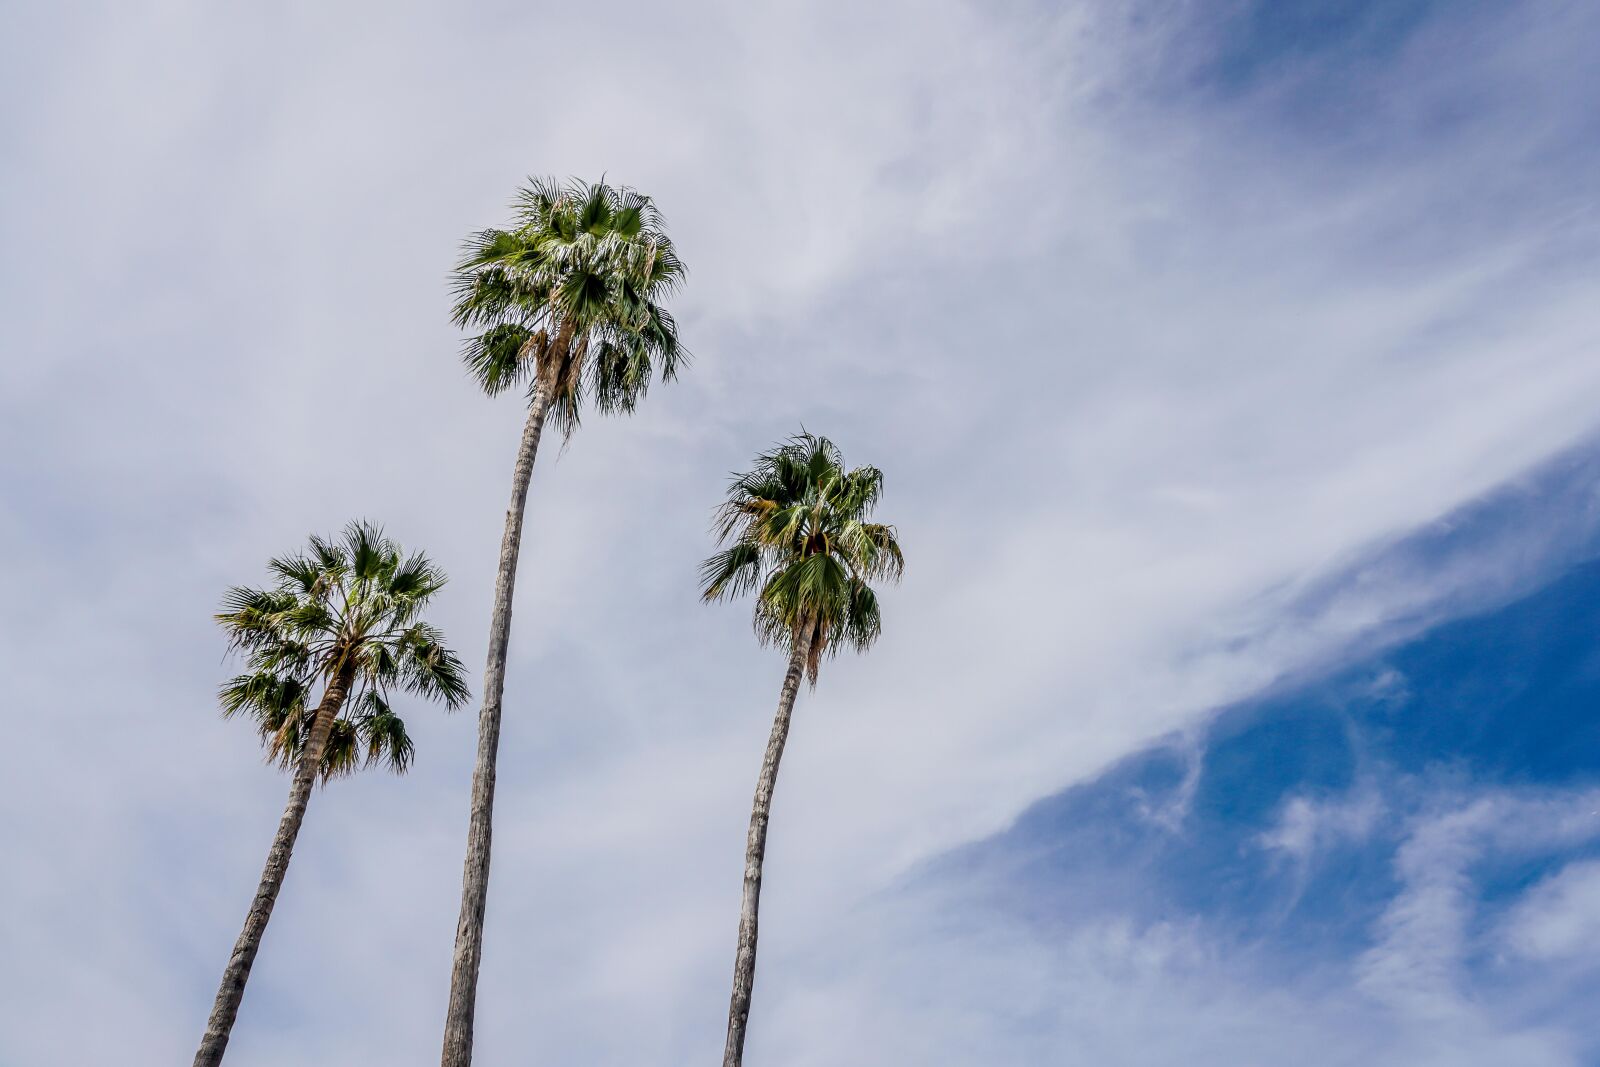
[4,0,1600,1064]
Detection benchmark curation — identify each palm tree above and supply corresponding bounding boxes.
[194,522,469,1067]
[440,177,686,1066]
[700,433,904,1067]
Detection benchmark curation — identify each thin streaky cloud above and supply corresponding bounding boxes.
[1,1,1597,1064]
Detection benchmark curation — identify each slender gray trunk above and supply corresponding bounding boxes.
[440,375,553,1067]
[722,628,814,1067]
[193,664,355,1067]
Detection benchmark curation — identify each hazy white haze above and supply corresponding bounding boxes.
[2,1,1598,1063]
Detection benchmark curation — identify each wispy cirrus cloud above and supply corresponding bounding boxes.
[2,1,1598,1064]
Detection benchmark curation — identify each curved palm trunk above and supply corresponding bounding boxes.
[722,630,814,1067]
[193,665,355,1067]
[441,376,553,1067]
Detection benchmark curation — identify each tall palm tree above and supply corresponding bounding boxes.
[194,522,469,1067]
[441,177,686,1066]
[700,433,904,1067]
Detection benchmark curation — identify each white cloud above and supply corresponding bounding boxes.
[1260,788,1384,862]
[2,1,1599,1064]
[1358,789,1600,1021]
[1504,858,1600,962]
[760,881,1583,1067]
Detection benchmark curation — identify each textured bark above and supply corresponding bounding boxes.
[193,662,355,1067]
[722,629,814,1067]
[440,375,553,1067]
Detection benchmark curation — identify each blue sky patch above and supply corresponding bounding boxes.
[946,451,1600,1007]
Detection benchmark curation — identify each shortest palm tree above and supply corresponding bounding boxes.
[700,433,904,1067]
[193,522,469,1067]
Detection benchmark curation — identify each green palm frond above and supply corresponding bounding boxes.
[215,522,469,781]
[701,433,904,682]
[321,720,362,780]
[700,542,764,602]
[461,323,545,396]
[451,177,688,434]
[219,671,307,723]
[394,622,471,708]
[351,691,415,773]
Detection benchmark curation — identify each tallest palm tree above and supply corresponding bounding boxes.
[440,178,686,1067]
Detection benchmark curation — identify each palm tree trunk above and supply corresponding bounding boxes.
[441,375,554,1067]
[722,629,813,1067]
[193,665,355,1067]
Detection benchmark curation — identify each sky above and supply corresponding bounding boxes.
[2,0,1598,1064]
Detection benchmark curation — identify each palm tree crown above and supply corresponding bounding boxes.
[701,432,905,680]
[450,177,686,434]
[218,521,471,779]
